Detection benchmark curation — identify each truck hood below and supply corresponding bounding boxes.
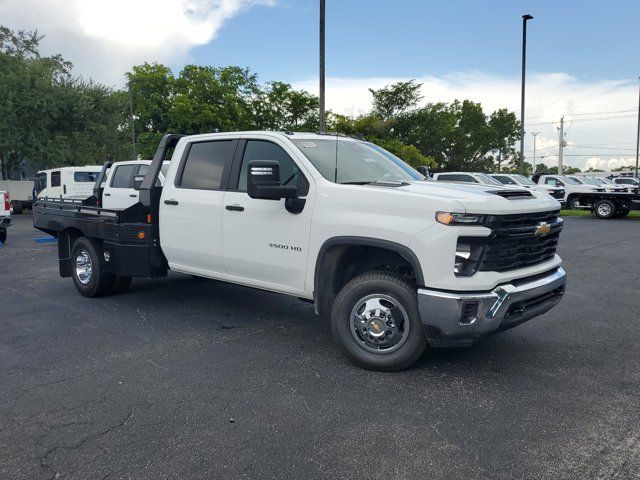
[391,180,561,214]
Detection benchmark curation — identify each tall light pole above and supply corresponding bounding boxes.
[319,0,326,132]
[519,14,534,175]
[635,76,639,179]
[531,131,540,173]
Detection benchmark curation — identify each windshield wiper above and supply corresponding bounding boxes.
[339,181,373,185]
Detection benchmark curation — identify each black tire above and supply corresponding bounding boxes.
[11,201,23,215]
[568,195,580,210]
[330,271,427,371]
[616,209,630,218]
[594,199,616,219]
[112,276,132,294]
[0,228,6,244]
[71,237,116,297]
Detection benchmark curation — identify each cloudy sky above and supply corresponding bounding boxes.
[1,0,639,171]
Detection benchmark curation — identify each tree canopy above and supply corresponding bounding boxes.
[1,25,529,179]
[0,27,129,178]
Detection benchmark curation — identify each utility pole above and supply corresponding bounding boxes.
[531,131,540,173]
[519,14,534,175]
[319,0,326,132]
[635,76,639,179]
[557,116,564,175]
[128,79,136,160]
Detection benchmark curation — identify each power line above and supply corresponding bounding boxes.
[527,114,636,127]
[568,145,637,151]
[525,109,636,120]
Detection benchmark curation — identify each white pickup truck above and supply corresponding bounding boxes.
[533,174,605,209]
[490,173,566,206]
[99,160,170,209]
[34,132,567,371]
[0,190,10,243]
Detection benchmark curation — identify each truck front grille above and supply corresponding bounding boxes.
[461,210,563,272]
[550,190,565,200]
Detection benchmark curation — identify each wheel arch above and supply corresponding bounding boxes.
[313,236,424,317]
[58,227,88,277]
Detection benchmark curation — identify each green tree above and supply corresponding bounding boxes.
[253,81,319,131]
[393,100,519,172]
[369,80,422,121]
[0,26,128,177]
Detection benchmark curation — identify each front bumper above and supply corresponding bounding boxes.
[418,267,566,347]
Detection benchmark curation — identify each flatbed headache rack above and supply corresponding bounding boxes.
[33,134,184,279]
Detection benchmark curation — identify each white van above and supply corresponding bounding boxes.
[35,166,102,199]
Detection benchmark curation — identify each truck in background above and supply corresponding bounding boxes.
[0,180,34,214]
[0,190,11,243]
[98,160,170,210]
[35,166,102,201]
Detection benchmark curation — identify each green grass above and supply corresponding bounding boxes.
[560,209,640,218]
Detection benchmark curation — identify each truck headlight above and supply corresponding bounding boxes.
[454,242,485,276]
[436,212,485,225]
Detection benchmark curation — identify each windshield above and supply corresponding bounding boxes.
[599,178,614,185]
[475,173,503,186]
[293,138,423,184]
[581,177,600,185]
[512,174,536,186]
[562,176,581,185]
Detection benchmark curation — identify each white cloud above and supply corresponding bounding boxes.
[0,0,273,85]
[584,157,636,171]
[294,72,639,171]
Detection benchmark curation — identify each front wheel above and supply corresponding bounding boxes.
[330,272,427,371]
[568,195,581,210]
[594,199,616,219]
[71,237,116,297]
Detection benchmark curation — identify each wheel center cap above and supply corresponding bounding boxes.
[367,319,386,337]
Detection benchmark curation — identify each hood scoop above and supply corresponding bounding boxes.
[487,189,534,199]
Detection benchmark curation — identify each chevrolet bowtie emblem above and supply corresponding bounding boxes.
[534,222,551,236]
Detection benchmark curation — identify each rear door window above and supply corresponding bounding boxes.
[50,171,61,187]
[178,140,235,190]
[111,165,137,188]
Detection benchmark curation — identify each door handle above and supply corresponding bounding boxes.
[129,194,137,197]
[164,199,179,205]
[225,204,244,212]
[104,193,111,196]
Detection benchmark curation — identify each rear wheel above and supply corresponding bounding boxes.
[71,237,115,297]
[594,199,616,219]
[0,228,6,244]
[330,272,427,371]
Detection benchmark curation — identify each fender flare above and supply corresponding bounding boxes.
[313,236,425,293]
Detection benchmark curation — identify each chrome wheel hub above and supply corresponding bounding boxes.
[597,203,612,216]
[75,249,93,285]
[350,294,409,354]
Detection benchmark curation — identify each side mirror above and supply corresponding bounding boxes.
[133,175,145,190]
[247,160,298,200]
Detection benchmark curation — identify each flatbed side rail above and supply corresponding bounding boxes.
[34,197,121,220]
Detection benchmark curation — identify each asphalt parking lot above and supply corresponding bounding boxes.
[1,214,639,480]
